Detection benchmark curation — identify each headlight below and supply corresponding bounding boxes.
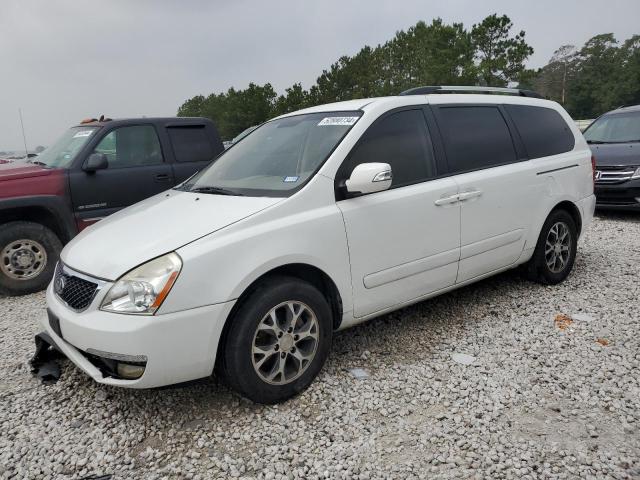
[632,166,640,179]
[100,253,182,315]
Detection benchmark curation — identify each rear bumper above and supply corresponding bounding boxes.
[42,283,235,388]
[595,178,640,210]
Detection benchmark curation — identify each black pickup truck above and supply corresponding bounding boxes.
[0,117,223,295]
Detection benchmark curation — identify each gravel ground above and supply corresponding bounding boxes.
[1,212,639,480]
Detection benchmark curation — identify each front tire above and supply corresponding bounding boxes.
[0,221,62,296]
[524,209,577,285]
[221,276,333,404]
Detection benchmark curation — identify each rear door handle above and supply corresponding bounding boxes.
[155,174,171,182]
[457,190,483,201]
[434,194,460,206]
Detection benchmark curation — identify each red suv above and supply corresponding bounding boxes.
[0,117,223,296]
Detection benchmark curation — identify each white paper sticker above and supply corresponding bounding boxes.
[318,116,359,126]
[73,130,94,138]
[283,176,299,183]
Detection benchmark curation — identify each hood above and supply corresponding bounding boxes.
[0,161,56,181]
[62,190,282,280]
[590,143,640,167]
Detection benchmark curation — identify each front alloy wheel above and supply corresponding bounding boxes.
[252,301,319,385]
[221,275,332,404]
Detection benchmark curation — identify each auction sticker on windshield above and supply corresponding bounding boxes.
[318,117,359,126]
[73,130,94,138]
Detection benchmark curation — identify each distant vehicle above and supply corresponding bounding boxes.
[584,105,640,210]
[0,116,224,295]
[40,86,594,404]
[223,125,259,149]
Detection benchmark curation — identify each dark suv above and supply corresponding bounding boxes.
[584,105,640,210]
[0,117,223,296]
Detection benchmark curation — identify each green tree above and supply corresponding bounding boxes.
[471,14,534,86]
[533,45,578,104]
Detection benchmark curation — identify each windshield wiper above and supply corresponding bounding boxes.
[189,186,243,196]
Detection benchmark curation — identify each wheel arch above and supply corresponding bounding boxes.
[214,263,344,370]
[0,196,76,243]
[550,200,582,236]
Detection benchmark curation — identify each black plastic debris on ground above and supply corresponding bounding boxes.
[30,333,64,385]
[80,475,113,480]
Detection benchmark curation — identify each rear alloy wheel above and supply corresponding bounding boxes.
[524,210,577,285]
[222,276,332,404]
[0,221,62,296]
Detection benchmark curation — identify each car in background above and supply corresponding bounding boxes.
[584,105,640,210]
[0,116,224,296]
[223,125,259,149]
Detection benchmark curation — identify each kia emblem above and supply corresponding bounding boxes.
[55,275,66,294]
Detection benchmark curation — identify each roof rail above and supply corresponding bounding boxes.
[399,85,544,99]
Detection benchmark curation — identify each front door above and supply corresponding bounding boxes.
[69,124,174,229]
[336,108,461,318]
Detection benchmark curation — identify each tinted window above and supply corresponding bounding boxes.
[168,126,216,163]
[340,109,436,188]
[506,105,575,158]
[93,125,163,168]
[437,106,517,173]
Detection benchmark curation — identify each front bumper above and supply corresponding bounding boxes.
[595,178,640,210]
[42,283,235,388]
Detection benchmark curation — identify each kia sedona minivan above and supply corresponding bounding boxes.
[40,86,596,404]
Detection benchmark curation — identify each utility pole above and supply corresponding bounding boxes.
[19,108,29,156]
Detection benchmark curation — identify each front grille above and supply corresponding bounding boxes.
[54,263,99,311]
[595,165,637,184]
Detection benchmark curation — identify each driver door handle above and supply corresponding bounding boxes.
[434,194,460,206]
[457,190,483,201]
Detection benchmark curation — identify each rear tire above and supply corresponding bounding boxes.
[0,221,62,296]
[524,209,577,285]
[221,275,332,404]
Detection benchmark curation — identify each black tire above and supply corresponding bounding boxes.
[0,221,62,296]
[524,209,577,285]
[221,275,333,404]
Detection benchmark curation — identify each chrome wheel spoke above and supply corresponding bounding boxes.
[252,300,319,385]
[544,221,571,274]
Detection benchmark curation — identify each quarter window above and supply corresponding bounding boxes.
[506,105,575,158]
[437,106,517,173]
[167,125,216,163]
[93,125,163,168]
[340,109,436,189]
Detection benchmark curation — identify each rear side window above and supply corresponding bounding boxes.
[167,126,216,163]
[437,106,517,173]
[506,105,575,158]
[340,109,436,188]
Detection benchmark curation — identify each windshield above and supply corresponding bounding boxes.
[179,111,362,197]
[34,126,99,168]
[584,111,640,144]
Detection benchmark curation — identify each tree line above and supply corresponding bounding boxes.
[178,14,640,140]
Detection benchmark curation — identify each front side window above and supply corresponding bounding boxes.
[437,106,517,173]
[34,126,99,169]
[338,109,436,189]
[92,125,163,168]
[179,112,361,197]
[584,111,640,144]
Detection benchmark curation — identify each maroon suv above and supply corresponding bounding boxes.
[0,117,223,296]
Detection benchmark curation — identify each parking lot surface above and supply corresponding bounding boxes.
[1,212,639,480]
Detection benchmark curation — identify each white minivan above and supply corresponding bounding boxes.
[40,86,596,403]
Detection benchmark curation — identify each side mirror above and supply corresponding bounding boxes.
[345,163,392,195]
[83,153,108,172]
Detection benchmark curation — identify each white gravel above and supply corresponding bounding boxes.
[1,212,639,480]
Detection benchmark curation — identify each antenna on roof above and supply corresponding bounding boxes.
[18,108,29,157]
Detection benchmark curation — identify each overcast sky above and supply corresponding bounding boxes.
[1,0,638,150]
